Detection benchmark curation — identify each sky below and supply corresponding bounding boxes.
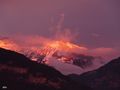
[0,0,120,59]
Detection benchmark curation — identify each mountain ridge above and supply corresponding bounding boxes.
[0,47,91,90]
[69,57,120,90]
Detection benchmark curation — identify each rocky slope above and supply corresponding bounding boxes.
[0,37,104,75]
[0,48,91,90]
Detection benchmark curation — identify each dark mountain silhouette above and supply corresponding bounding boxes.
[0,48,91,90]
[69,57,120,90]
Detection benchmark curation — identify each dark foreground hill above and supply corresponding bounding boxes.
[0,48,91,90]
[69,57,120,90]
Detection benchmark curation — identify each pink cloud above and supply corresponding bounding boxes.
[88,47,119,60]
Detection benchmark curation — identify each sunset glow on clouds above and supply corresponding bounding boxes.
[0,0,120,60]
[0,35,119,61]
